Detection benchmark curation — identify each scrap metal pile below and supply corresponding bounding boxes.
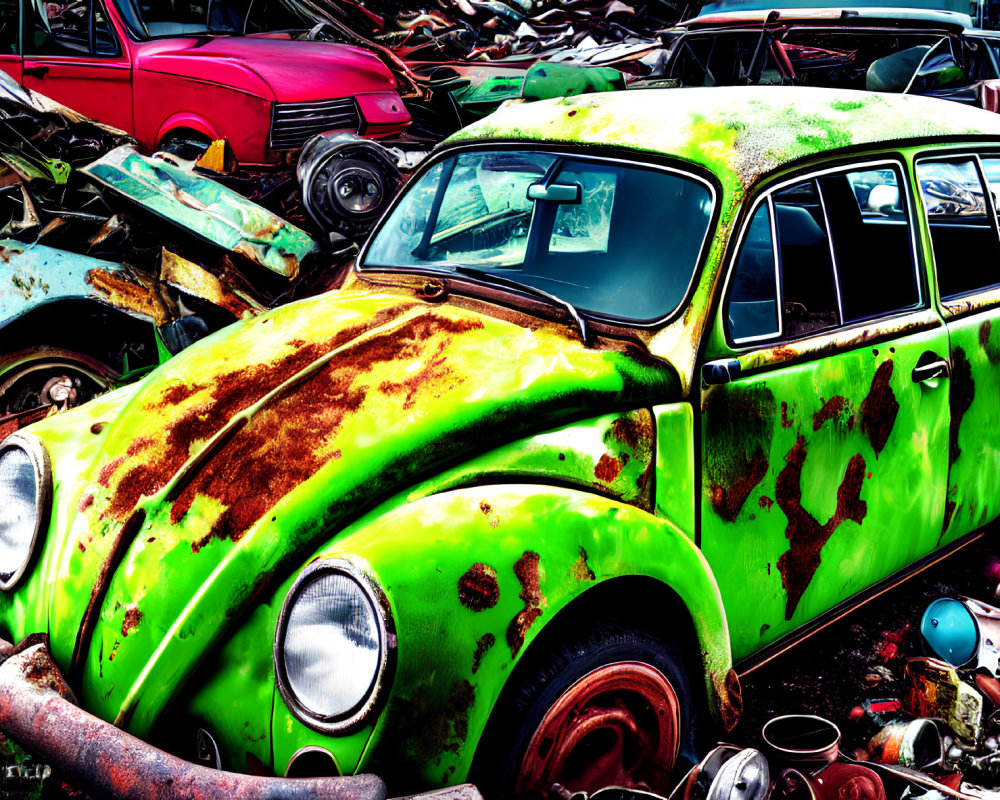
[0,76,333,435]
[667,552,1000,800]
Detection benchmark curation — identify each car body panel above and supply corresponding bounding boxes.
[701,313,951,659]
[32,289,674,736]
[270,484,729,787]
[80,146,317,277]
[0,240,168,326]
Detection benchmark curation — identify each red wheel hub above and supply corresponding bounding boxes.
[515,661,682,798]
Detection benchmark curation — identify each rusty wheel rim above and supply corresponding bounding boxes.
[515,661,682,798]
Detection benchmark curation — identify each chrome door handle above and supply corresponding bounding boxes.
[912,359,950,383]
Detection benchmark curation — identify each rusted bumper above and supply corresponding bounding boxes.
[0,635,385,800]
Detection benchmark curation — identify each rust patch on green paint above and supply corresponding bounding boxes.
[120,605,142,637]
[781,401,794,429]
[942,500,957,541]
[860,361,898,458]
[478,500,500,528]
[472,633,495,673]
[571,546,596,581]
[812,396,848,431]
[99,304,422,520]
[594,453,624,482]
[458,563,500,612]
[980,320,1000,367]
[705,385,775,522]
[379,337,452,409]
[949,347,975,467]
[506,551,543,658]
[776,436,867,620]
[758,495,773,512]
[114,310,483,552]
[611,413,651,452]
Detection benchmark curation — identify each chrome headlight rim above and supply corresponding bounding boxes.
[0,433,51,592]
[273,557,396,734]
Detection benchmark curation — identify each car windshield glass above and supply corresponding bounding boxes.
[113,0,302,37]
[362,150,714,323]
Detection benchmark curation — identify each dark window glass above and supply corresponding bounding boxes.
[364,150,714,322]
[819,167,919,321]
[918,159,1000,299]
[773,180,839,337]
[728,203,779,343]
[0,0,16,55]
[26,0,118,56]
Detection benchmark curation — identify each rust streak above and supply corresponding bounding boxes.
[120,606,142,638]
[812,396,848,431]
[472,633,495,674]
[458,563,500,612]
[776,437,867,620]
[570,546,596,581]
[594,453,623,483]
[506,551,543,658]
[860,360,898,458]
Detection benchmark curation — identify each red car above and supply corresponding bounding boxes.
[0,0,410,165]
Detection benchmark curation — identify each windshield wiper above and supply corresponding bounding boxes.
[451,266,589,345]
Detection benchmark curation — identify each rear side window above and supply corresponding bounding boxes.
[26,0,118,56]
[728,164,920,344]
[917,157,1000,299]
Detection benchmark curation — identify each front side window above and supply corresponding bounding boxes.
[363,150,715,323]
[26,0,118,55]
[917,157,1000,299]
[727,163,920,344]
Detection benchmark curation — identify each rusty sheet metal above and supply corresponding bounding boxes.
[904,657,983,742]
[81,146,317,279]
[40,290,674,737]
[0,239,167,325]
[0,636,388,800]
[159,249,260,318]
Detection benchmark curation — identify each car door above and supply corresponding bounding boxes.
[915,152,1000,545]
[21,0,132,133]
[0,0,18,82]
[699,158,951,662]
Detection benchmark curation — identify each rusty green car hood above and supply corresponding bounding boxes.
[39,287,676,730]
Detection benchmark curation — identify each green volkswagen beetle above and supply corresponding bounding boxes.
[3,84,1000,799]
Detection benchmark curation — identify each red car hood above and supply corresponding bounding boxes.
[134,36,397,102]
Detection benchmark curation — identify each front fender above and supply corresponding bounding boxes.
[267,484,731,790]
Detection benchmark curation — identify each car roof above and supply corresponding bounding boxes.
[446,86,1000,192]
[680,5,974,29]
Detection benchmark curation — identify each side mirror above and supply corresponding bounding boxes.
[527,182,581,203]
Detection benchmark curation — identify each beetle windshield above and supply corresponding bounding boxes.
[362,150,714,323]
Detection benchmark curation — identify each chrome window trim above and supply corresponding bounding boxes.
[720,156,924,352]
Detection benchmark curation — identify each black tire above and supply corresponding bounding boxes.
[470,620,698,800]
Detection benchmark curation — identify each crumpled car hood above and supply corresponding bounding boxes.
[43,288,676,733]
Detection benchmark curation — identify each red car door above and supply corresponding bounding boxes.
[21,0,133,134]
[0,0,18,82]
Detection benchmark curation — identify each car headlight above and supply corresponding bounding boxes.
[274,559,395,733]
[0,434,51,591]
